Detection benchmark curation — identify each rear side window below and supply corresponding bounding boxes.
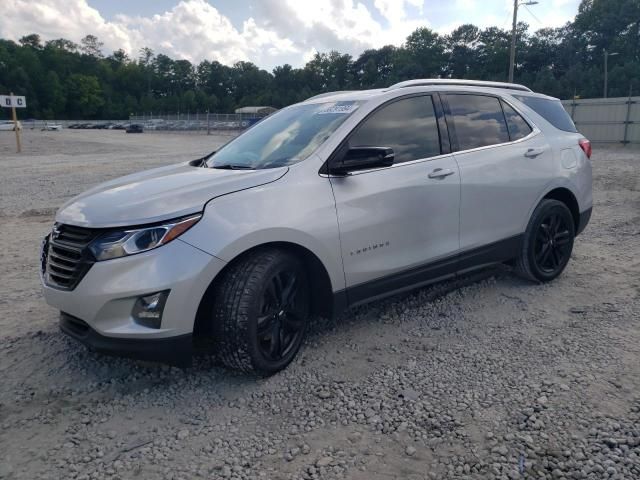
[445,94,510,150]
[349,95,441,163]
[501,100,532,140]
[514,95,577,133]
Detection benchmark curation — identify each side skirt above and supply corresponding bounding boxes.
[337,234,523,311]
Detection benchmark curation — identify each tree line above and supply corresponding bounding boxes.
[0,0,638,120]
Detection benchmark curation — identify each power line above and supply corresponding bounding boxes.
[523,5,543,25]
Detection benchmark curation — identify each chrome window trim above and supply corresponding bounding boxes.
[320,151,456,178]
[501,96,538,134]
[319,92,448,177]
[322,126,540,177]
[442,91,541,156]
[320,90,543,177]
[450,128,541,157]
[452,96,541,156]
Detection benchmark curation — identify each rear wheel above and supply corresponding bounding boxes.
[515,199,575,282]
[212,248,310,375]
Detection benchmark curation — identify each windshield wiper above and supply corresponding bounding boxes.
[212,164,254,170]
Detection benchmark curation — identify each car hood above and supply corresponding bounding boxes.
[56,162,288,228]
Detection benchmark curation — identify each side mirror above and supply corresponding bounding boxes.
[329,146,394,175]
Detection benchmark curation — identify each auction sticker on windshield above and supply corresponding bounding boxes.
[316,102,359,115]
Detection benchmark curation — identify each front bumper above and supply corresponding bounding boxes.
[60,313,193,366]
[42,238,227,364]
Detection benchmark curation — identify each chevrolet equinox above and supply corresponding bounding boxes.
[41,79,593,374]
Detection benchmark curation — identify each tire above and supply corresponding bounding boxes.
[212,248,310,375]
[515,199,575,283]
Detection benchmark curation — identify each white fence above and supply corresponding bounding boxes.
[561,96,639,145]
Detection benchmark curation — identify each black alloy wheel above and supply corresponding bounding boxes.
[256,269,306,362]
[533,212,572,274]
[212,249,310,375]
[515,199,575,282]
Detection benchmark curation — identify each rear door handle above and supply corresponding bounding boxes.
[524,148,545,158]
[428,168,455,179]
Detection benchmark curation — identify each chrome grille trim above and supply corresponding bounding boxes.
[43,224,100,290]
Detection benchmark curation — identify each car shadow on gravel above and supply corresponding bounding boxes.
[4,264,524,404]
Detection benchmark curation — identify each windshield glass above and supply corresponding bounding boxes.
[206,101,360,169]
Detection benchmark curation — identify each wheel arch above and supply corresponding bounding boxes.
[542,187,580,232]
[525,181,581,235]
[193,241,336,341]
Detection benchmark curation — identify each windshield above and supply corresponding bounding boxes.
[206,101,360,169]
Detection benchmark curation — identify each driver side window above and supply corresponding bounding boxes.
[349,96,441,164]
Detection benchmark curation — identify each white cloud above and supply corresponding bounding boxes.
[374,0,424,24]
[302,48,319,64]
[114,0,297,65]
[0,0,580,69]
[255,0,430,60]
[0,0,298,67]
[0,0,133,52]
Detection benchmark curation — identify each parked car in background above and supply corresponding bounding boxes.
[0,120,22,131]
[41,79,592,375]
[125,124,144,133]
[42,123,63,131]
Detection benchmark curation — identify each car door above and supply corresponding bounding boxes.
[328,94,461,305]
[443,93,552,265]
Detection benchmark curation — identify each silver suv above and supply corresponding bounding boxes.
[41,79,593,374]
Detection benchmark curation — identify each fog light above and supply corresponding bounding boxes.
[132,290,169,329]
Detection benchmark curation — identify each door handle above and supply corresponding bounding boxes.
[524,148,544,158]
[428,168,455,179]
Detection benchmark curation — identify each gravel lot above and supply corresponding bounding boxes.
[0,130,639,480]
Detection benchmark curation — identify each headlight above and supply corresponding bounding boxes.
[89,214,201,261]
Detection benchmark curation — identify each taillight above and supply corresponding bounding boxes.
[578,138,592,159]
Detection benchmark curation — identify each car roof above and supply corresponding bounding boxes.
[301,79,557,105]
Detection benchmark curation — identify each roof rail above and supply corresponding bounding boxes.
[306,91,356,101]
[388,79,532,92]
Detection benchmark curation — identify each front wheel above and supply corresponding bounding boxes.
[212,248,310,375]
[515,199,575,282]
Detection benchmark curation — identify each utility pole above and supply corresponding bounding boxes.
[508,0,519,83]
[604,49,619,98]
[509,0,538,83]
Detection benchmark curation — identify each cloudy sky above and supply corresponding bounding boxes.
[1,0,581,70]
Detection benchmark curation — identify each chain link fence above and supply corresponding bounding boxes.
[12,112,269,133]
[17,119,127,129]
[562,96,639,145]
[128,112,265,133]
[20,99,639,144]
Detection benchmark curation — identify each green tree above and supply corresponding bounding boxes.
[80,35,104,58]
[1,5,638,120]
[19,34,42,50]
[445,25,482,78]
[405,28,446,77]
[40,71,66,118]
[65,74,104,117]
[45,38,79,52]
[108,49,129,66]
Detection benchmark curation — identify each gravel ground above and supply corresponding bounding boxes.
[0,130,639,480]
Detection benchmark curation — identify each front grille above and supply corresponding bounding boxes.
[44,224,101,290]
